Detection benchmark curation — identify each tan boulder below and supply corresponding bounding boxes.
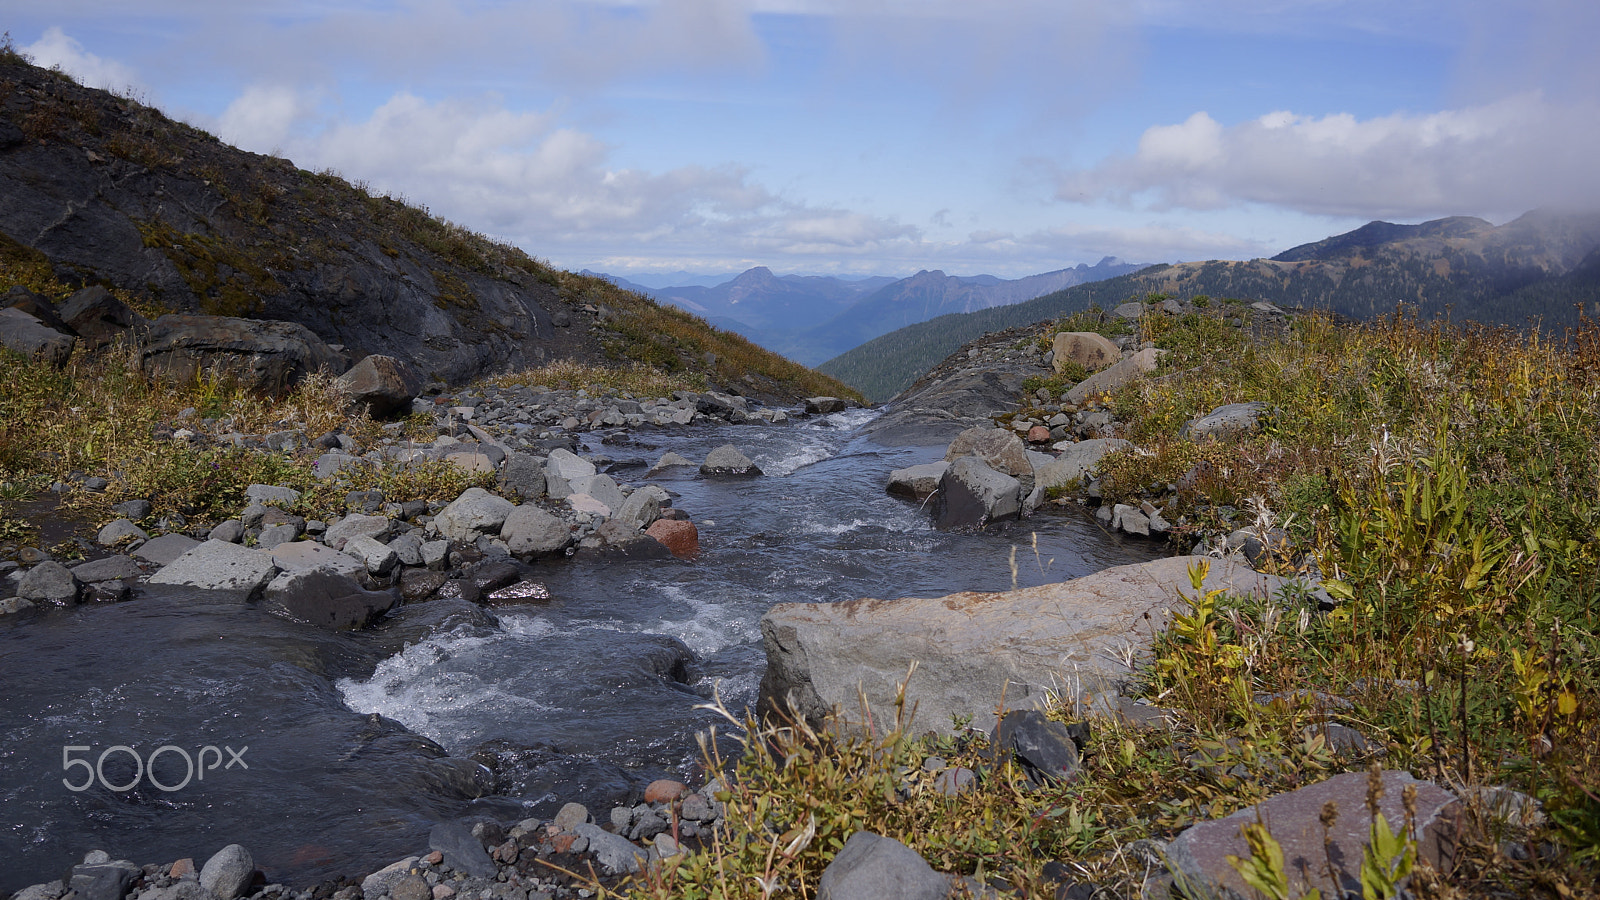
[1052,331,1121,374]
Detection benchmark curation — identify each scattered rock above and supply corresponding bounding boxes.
[338,354,423,417]
[69,556,141,583]
[934,457,1020,529]
[97,518,150,546]
[1181,401,1271,441]
[989,710,1081,785]
[805,397,848,414]
[570,823,649,875]
[134,533,203,566]
[646,519,700,559]
[1165,770,1461,900]
[199,844,254,900]
[497,452,547,500]
[323,514,392,551]
[816,831,952,900]
[0,307,76,366]
[1065,348,1164,405]
[18,561,81,605]
[701,444,762,477]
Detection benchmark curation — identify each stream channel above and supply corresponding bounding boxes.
[0,408,1165,889]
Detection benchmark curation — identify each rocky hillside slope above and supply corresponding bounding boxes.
[0,50,855,403]
[822,209,1600,402]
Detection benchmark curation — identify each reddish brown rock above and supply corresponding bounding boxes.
[169,859,196,879]
[1026,425,1051,443]
[424,851,443,866]
[550,833,580,854]
[644,778,689,804]
[646,519,700,559]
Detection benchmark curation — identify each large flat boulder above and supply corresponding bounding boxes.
[760,556,1315,734]
[138,314,346,395]
[1165,770,1461,899]
[148,540,279,598]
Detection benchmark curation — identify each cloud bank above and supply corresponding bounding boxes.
[1057,95,1600,219]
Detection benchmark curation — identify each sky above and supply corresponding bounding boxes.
[5,1,1598,279]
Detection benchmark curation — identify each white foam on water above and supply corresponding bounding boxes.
[553,585,762,658]
[759,442,834,477]
[336,622,555,750]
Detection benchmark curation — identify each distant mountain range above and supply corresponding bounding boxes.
[586,257,1149,366]
[820,209,1600,401]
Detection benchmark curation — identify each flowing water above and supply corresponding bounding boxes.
[0,409,1165,889]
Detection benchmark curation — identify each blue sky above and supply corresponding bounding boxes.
[5,1,1597,279]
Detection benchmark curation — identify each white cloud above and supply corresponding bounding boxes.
[1059,95,1600,219]
[212,85,917,263]
[22,26,143,93]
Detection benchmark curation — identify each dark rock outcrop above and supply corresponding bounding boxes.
[138,314,346,394]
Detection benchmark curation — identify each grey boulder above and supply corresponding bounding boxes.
[816,832,951,900]
[501,505,572,558]
[886,462,948,502]
[134,533,202,567]
[933,457,1020,529]
[571,823,649,875]
[59,286,146,352]
[338,354,423,417]
[434,487,515,543]
[138,315,345,396]
[1181,401,1271,441]
[760,556,1322,735]
[1033,439,1132,493]
[199,844,255,900]
[1065,347,1164,405]
[262,568,395,629]
[544,448,596,500]
[148,540,279,598]
[1165,770,1460,900]
[270,541,367,579]
[1051,332,1120,374]
[0,307,76,366]
[322,514,392,551]
[18,561,80,605]
[701,444,762,477]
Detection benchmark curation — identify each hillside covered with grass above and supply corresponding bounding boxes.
[0,43,859,405]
